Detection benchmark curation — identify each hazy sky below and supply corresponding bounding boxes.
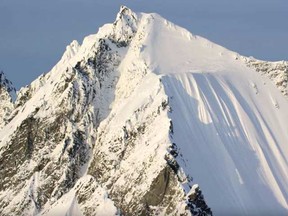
[1,0,287,89]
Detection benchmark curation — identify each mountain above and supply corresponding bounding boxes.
[0,71,16,129]
[0,6,288,216]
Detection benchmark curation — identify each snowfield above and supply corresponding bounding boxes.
[0,6,288,216]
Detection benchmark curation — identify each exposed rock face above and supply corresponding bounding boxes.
[244,57,288,97]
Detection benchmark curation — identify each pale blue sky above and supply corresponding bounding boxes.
[1,0,287,89]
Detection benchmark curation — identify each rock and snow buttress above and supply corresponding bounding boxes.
[0,6,288,216]
[0,71,16,130]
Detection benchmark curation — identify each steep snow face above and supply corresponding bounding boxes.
[1,6,288,216]
[0,71,16,129]
[136,13,288,215]
[163,73,288,215]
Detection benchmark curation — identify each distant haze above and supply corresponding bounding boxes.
[1,0,287,89]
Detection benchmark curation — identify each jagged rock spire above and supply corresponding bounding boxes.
[0,70,16,101]
[0,70,16,128]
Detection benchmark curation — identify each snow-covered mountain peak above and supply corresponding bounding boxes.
[115,5,138,27]
[1,7,288,216]
[112,6,138,45]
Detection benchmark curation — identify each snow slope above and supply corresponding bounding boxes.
[115,10,288,215]
[137,13,288,214]
[0,6,288,216]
